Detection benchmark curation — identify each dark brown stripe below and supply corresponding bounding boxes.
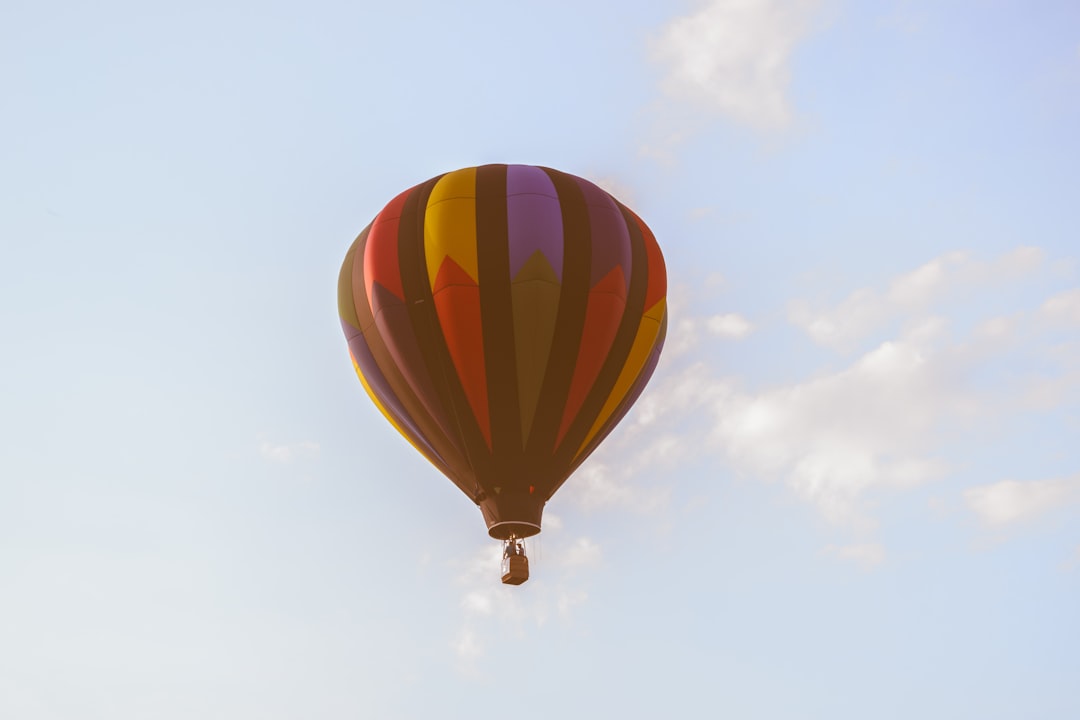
[523,168,592,490]
[549,201,650,491]
[475,165,524,479]
[396,174,493,500]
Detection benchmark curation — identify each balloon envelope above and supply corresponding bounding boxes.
[338,164,667,539]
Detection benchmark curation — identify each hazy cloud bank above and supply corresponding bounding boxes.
[574,246,1079,545]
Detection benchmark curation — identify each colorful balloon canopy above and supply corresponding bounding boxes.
[338,164,667,540]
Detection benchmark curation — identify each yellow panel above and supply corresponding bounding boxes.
[573,298,666,460]
[425,168,478,288]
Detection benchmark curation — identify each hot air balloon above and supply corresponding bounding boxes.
[338,164,667,584]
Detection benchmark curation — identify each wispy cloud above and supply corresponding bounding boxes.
[562,537,602,569]
[565,461,671,513]
[788,247,1044,352]
[650,0,825,131]
[711,327,961,527]
[1040,287,1080,325]
[964,476,1080,527]
[450,529,606,666]
[708,312,754,338]
[581,246,1077,542]
[663,285,755,361]
[259,439,320,463]
[587,320,967,529]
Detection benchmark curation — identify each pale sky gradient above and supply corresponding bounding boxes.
[2,1,1079,718]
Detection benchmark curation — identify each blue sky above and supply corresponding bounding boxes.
[2,0,1079,717]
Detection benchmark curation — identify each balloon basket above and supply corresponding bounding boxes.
[501,555,529,585]
[500,537,529,585]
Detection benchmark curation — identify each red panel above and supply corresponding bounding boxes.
[555,265,627,449]
[432,257,492,449]
[364,188,410,304]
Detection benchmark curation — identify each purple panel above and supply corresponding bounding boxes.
[576,178,631,289]
[342,318,447,467]
[506,165,563,280]
[342,318,364,342]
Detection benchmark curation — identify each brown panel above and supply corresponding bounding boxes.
[475,164,524,471]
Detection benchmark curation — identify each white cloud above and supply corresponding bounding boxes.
[543,513,564,531]
[886,251,968,306]
[259,439,319,463]
[708,312,754,338]
[991,245,1045,278]
[788,247,1043,352]
[450,530,606,663]
[565,462,670,513]
[825,543,886,569]
[590,245,1077,537]
[972,313,1023,342]
[1041,287,1080,325]
[662,286,754,357]
[710,329,958,526]
[788,288,887,351]
[667,315,706,360]
[461,591,493,616]
[651,0,824,130]
[963,476,1080,527]
[787,253,969,352]
[562,537,602,569]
